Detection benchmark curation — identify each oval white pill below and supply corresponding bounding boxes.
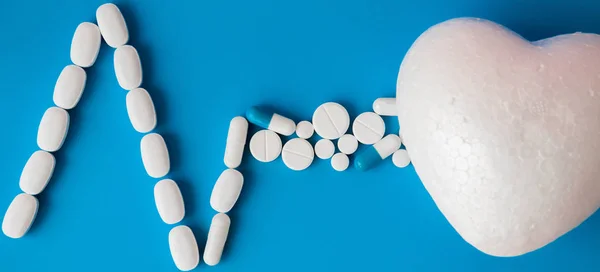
[19,151,55,195]
[70,22,101,67]
[312,102,350,140]
[114,45,142,90]
[141,133,170,178]
[154,179,185,225]
[53,65,86,110]
[295,121,314,139]
[96,3,128,48]
[224,117,248,169]
[353,112,385,145]
[282,138,314,171]
[337,134,358,155]
[249,130,282,162]
[392,149,411,168]
[126,88,156,133]
[314,139,335,159]
[37,107,69,152]
[331,153,349,171]
[169,225,200,271]
[2,193,38,239]
[204,213,231,266]
[372,98,397,116]
[210,169,244,213]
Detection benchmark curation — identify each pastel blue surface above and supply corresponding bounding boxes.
[1,0,600,271]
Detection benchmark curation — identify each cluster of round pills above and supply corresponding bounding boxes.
[244,99,412,171]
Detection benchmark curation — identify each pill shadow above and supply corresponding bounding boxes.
[186,224,207,263]
[176,178,197,219]
[161,132,182,174]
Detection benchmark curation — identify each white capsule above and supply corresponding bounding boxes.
[53,65,86,110]
[224,117,248,168]
[70,22,101,67]
[126,88,157,133]
[19,151,55,195]
[154,179,185,224]
[246,107,296,136]
[331,153,349,171]
[169,225,200,271]
[210,169,244,213]
[141,133,170,178]
[203,213,231,266]
[114,45,142,90]
[96,3,128,48]
[295,121,314,139]
[37,107,70,152]
[392,149,411,168]
[282,138,314,171]
[337,134,358,155]
[353,112,385,145]
[312,102,350,140]
[372,98,397,116]
[249,130,282,162]
[354,134,402,171]
[2,193,38,239]
[314,139,335,159]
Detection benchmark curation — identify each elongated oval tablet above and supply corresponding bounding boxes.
[224,117,248,168]
[37,107,70,152]
[312,102,350,140]
[169,225,200,271]
[2,193,38,239]
[204,213,231,266]
[96,3,128,48]
[154,179,185,224]
[70,22,101,67]
[141,133,170,178]
[53,65,86,110]
[126,88,156,133]
[19,151,55,195]
[210,169,244,213]
[114,45,142,90]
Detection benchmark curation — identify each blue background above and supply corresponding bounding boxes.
[1,0,599,271]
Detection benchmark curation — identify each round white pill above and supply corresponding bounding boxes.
[249,130,282,162]
[282,138,314,171]
[337,134,358,155]
[353,112,385,144]
[314,139,335,159]
[295,121,314,139]
[331,153,349,171]
[312,102,350,140]
[392,149,411,168]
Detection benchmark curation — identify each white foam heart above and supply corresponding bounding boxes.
[397,18,600,257]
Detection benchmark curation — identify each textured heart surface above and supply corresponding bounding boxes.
[397,18,600,257]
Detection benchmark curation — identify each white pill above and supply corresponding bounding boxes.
[295,121,314,139]
[96,3,128,48]
[37,107,69,152]
[282,138,314,171]
[154,179,185,224]
[2,193,38,239]
[203,213,231,266]
[249,130,282,162]
[126,88,157,133]
[353,112,385,144]
[224,117,248,169]
[169,225,200,271]
[210,169,243,213]
[312,102,350,140]
[331,153,349,171]
[141,133,170,178]
[337,134,358,155]
[19,151,55,195]
[314,139,335,159]
[392,149,411,168]
[70,22,101,67]
[372,98,397,116]
[53,65,86,110]
[114,45,142,90]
